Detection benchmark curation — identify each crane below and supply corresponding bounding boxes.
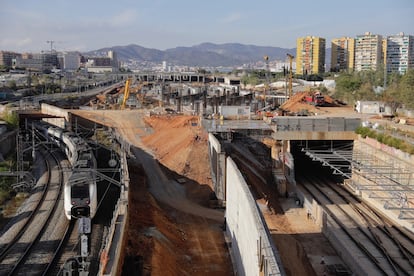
[46,40,55,53]
[286,53,294,98]
[121,77,132,109]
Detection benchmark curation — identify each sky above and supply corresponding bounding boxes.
[1,0,413,53]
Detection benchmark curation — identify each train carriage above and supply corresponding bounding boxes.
[35,121,97,220]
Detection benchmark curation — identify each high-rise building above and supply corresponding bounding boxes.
[354,32,383,71]
[0,51,21,68]
[331,37,355,72]
[62,52,81,71]
[296,36,326,75]
[385,32,414,74]
[108,50,119,69]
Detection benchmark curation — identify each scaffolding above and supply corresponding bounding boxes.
[303,142,414,219]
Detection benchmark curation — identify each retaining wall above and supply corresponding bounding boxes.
[208,133,227,203]
[226,157,284,276]
[40,103,69,129]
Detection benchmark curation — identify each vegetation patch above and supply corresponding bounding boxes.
[356,126,414,154]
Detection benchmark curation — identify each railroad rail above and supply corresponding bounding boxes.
[300,174,414,275]
[0,146,73,275]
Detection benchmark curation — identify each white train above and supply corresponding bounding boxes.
[35,122,97,220]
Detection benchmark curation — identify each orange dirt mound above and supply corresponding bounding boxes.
[142,115,211,186]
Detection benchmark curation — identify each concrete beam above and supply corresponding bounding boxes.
[272,131,358,140]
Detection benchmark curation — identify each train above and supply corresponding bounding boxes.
[34,121,97,220]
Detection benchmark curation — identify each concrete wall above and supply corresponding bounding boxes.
[357,136,414,166]
[208,133,227,203]
[225,157,284,276]
[40,103,69,129]
[99,129,130,275]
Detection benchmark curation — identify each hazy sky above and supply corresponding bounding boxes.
[1,0,413,52]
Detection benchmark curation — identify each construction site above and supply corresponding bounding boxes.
[3,69,414,275]
[73,74,350,276]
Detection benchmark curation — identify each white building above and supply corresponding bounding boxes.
[62,52,80,71]
[354,32,383,72]
[386,32,414,74]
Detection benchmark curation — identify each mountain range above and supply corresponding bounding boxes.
[87,43,297,67]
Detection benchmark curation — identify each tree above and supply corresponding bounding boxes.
[399,69,414,109]
[334,73,362,103]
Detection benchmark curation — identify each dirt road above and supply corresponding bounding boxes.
[72,110,232,275]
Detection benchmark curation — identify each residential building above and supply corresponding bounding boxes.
[84,51,119,73]
[385,32,414,74]
[354,32,383,71]
[296,36,326,75]
[14,52,59,71]
[62,52,81,71]
[0,51,21,68]
[331,37,355,72]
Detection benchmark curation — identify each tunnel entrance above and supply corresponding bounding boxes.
[290,140,354,183]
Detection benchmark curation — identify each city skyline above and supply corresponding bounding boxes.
[1,0,413,53]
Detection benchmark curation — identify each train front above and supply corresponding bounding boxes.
[64,170,97,220]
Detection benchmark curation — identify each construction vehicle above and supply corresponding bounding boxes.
[305,91,325,106]
[120,78,151,109]
[121,77,132,109]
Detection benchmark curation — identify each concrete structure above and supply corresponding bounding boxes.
[208,133,227,203]
[218,106,251,120]
[225,157,284,276]
[331,37,355,72]
[271,117,360,140]
[355,100,393,116]
[385,32,414,74]
[0,51,21,68]
[354,32,383,71]
[14,52,59,72]
[85,51,119,73]
[62,52,81,71]
[296,36,326,75]
[40,103,70,129]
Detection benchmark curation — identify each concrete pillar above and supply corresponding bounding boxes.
[176,97,182,112]
[203,89,207,109]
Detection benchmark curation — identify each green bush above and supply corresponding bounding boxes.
[356,127,414,154]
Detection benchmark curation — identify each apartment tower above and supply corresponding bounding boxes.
[331,37,355,72]
[354,32,383,71]
[385,32,414,74]
[296,36,326,75]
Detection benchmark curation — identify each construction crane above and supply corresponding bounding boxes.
[46,40,55,53]
[286,53,294,98]
[121,77,132,109]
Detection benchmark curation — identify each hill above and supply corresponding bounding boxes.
[86,43,296,67]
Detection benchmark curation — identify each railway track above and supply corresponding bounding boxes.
[0,146,74,275]
[299,175,414,275]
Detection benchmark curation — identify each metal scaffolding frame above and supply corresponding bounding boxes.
[302,142,414,218]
